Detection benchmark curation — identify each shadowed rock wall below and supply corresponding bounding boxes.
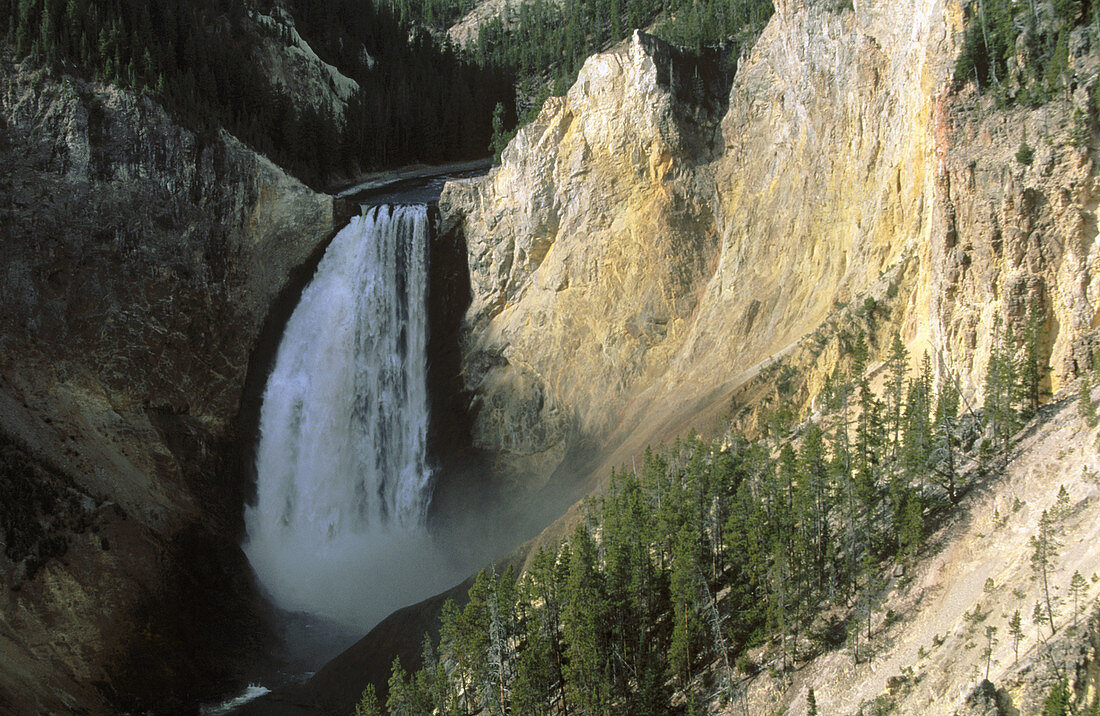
[0,49,333,712]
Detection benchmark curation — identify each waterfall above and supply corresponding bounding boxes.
[244,204,455,630]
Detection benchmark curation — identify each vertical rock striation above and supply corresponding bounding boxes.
[441,31,730,488]
[0,50,334,712]
[442,0,1098,499]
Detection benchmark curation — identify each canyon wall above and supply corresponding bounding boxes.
[0,49,334,712]
[217,1,1100,712]
[442,0,1099,501]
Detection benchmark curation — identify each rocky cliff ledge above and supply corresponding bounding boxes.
[442,0,1099,501]
[0,49,333,712]
[441,30,730,491]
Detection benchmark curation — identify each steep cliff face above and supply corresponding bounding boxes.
[631,0,946,449]
[442,0,1099,496]
[933,83,1100,399]
[434,0,1100,711]
[251,5,362,120]
[0,49,333,712]
[441,31,729,487]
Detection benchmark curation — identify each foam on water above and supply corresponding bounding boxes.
[244,204,460,629]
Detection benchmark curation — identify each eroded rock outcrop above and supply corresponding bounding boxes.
[441,31,729,487]
[442,0,1098,508]
[932,86,1100,399]
[0,49,333,713]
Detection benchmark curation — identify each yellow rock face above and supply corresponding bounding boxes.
[443,2,1099,494]
[442,31,726,484]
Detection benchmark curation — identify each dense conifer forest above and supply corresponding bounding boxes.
[0,0,513,186]
[349,310,1088,715]
[387,0,774,136]
[1,0,780,183]
[467,0,772,117]
[953,0,1100,111]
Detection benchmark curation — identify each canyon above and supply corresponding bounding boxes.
[442,0,1099,514]
[254,0,1100,711]
[0,44,336,711]
[1,0,1099,713]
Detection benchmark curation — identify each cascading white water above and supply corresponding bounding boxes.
[244,204,460,630]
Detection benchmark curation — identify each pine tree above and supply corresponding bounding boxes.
[724,469,769,643]
[902,354,934,482]
[855,377,884,554]
[898,489,923,566]
[698,572,735,704]
[511,613,554,715]
[561,521,610,715]
[985,317,1023,453]
[934,378,962,503]
[440,588,489,715]
[885,332,909,464]
[798,422,831,596]
[828,373,858,598]
[1029,509,1061,636]
[1020,303,1048,418]
[1033,600,1050,641]
[486,567,516,715]
[982,625,998,679]
[512,545,564,714]
[354,684,383,716]
[849,551,883,664]
[669,523,706,683]
[860,552,880,645]
[387,656,431,716]
[420,633,461,716]
[1008,609,1023,664]
[984,315,1005,450]
[1079,375,1098,428]
[1042,679,1071,716]
[1069,570,1088,629]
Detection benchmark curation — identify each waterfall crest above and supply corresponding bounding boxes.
[244,204,453,629]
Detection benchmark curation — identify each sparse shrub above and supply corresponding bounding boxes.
[1042,678,1071,716]
[1078,376,1098,427]
[964,602,989,626]
[1016,137,1035,166]
[863,694,898,715]
[736,654,759,675]
[1053,485,1071,517]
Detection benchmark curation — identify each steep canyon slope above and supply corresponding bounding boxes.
[0,49,334,712]
[431,0,1100,711]
[442,0,1100,508]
